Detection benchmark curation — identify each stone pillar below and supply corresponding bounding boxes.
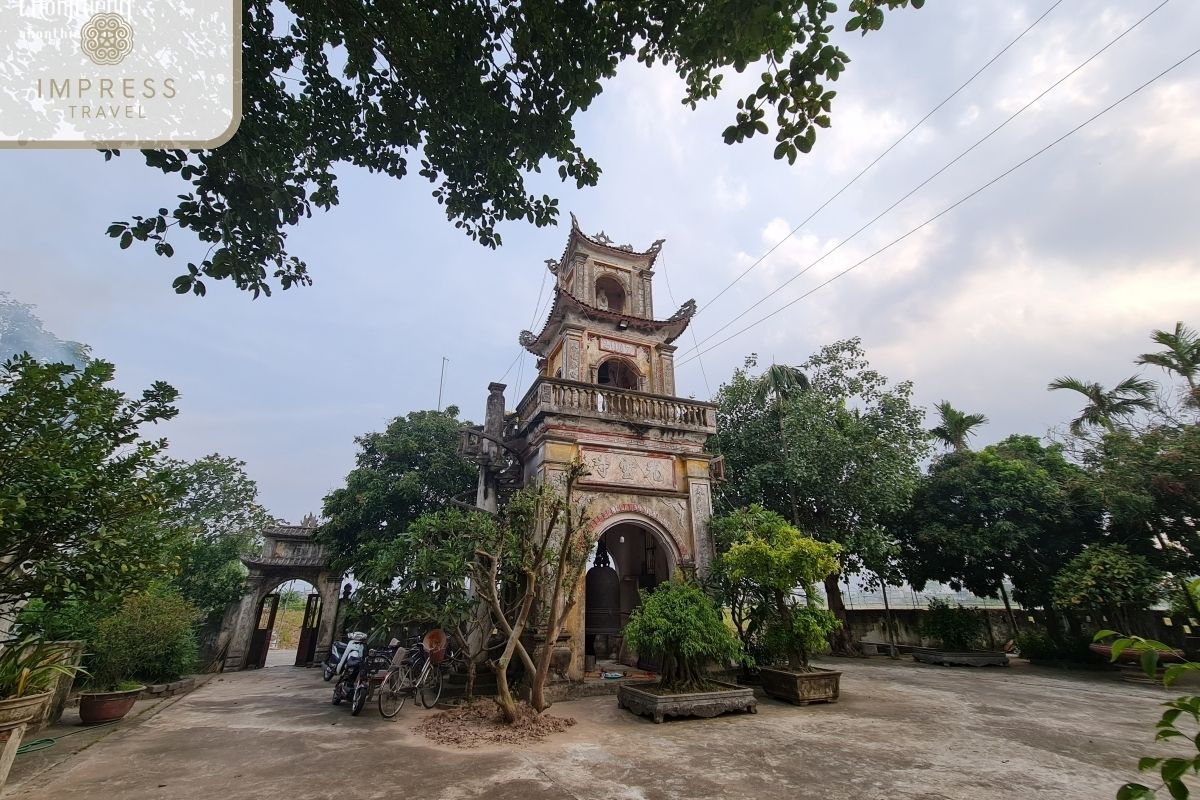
[642,270,654,319]
[563,327,585,382]
[659,345,677,397]
[223,576,266,671]
[686,458,715,578]
[313,573,342,665]
[475,382,507,513]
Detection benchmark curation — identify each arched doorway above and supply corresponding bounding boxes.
[596,357,639,390]
[245,578,323,669]
[584,520,678,670]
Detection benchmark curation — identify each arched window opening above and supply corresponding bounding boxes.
[594,276,626,313]
[597,358,639,390]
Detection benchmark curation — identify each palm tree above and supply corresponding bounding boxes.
[1136,321,1200,407]
[1047,375,1156,434]
[753,363,810,407]
[930,401,988,452]
[754,363,809,525]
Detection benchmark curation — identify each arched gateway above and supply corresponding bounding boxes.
[464,217,719,681]
[220,518,343,671]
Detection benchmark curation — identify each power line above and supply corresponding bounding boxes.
[660,251,713,398]
[677,44,1200,367]
[509,260,552,388]
[697,0,1066,315]
[681,0,1172,360]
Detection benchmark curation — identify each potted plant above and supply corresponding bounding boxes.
[79,590,199,724]
[617,578,755,723]
[715,506,844,704]
[0,637,85,728]
[914,598,1008,667]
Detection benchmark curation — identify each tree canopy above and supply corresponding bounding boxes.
[106,0,926,297]
[163,454,275,619]
[0,355,181,612]
[318,407,477,575]
[897,435,1102,615]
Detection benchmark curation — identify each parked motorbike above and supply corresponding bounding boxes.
[322,639,348,681]
[330,631,368,714]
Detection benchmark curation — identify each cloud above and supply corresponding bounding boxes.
[712,174,750,211]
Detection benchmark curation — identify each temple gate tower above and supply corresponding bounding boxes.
[464,215,719,680]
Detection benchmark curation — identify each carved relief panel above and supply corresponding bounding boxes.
[579,446,676,492]
[688,481,714,575]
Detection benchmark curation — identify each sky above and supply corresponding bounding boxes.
[2,0,1198,524]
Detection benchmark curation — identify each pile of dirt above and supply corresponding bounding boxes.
[417,699,576,748]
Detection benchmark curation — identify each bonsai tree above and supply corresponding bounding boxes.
[921,598,984,651]
[621,578,742,693]
[714,506,841,672]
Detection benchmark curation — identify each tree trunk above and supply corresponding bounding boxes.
[880,583,899,659]
[998,582,1019,641]
[494,657,517,724]
[823,574,858,656]
[465,659,477,701]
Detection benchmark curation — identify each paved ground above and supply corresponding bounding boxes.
[5,657,1189,800]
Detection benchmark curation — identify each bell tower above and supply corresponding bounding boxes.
[519,213,695,396]
[465,215,718,681]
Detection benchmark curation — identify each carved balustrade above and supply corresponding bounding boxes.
[516,377,716,434]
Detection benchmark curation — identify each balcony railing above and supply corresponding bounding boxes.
[515,376,716,434]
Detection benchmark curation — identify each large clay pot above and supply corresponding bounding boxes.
[78,687,143,725]
[0,692,53,729]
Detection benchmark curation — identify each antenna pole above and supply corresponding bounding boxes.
[437,356,449,412]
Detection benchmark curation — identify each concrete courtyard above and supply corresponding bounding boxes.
[6,657,1185,800]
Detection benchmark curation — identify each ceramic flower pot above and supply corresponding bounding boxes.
[0,691,53,729]
[78,687,144,725]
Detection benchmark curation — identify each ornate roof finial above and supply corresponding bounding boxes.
[544,258,559,275]
[648,238,666,255]
[668,299,697,322]
[593,229,615,246]
[569,211,580,230]
[301,512,319,528]
[519,330,538,348]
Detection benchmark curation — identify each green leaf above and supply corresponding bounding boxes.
[1164,758,1191,783]
[1142,758,1165,772]
[1095,629,1122,642]
[1143,648,1161,679]
[1117,783,1156,800]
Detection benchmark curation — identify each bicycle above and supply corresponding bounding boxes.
[378,635,445,718]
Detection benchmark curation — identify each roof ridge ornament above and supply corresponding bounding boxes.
[668,299,697,322]
[544,258,559,275]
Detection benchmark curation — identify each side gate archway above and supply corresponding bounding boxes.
[221,518,343,671]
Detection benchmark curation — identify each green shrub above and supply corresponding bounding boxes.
[16,597,109,643]
[622,578,742,693]
[1015,630,1061,661]
[89,590,200,689]
[921,598,983,651]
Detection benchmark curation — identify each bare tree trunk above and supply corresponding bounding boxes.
[880,583,899,659]
[823,574,858,656]
[998,582,1019,641]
